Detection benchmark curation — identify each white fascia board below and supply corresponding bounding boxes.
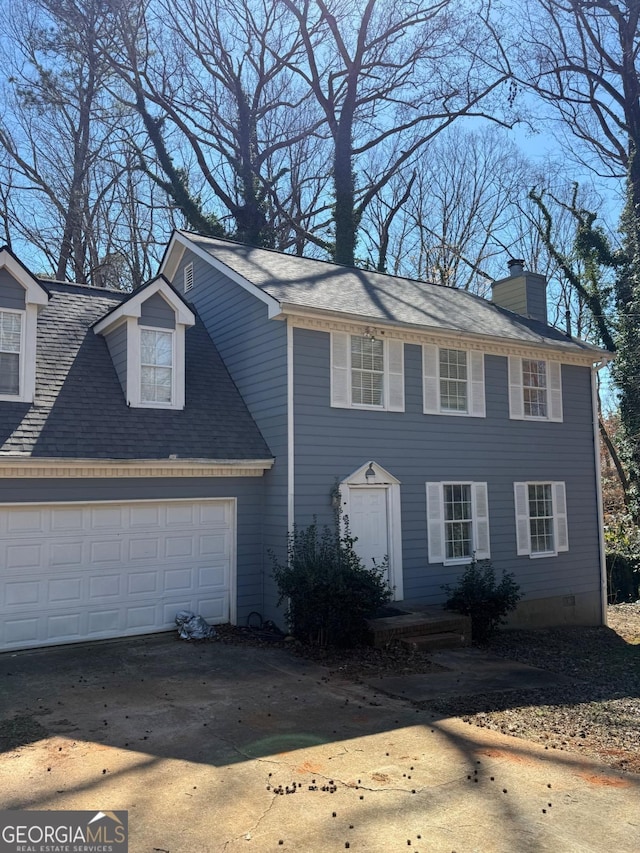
[161,232,283,319]
[93,278,195,335]
[159,233,186,281]
[0,249,49,305]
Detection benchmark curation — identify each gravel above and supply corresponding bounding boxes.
[219,604,640,776]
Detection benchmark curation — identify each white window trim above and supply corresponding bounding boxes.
[330,331,404,412]
[509,356,563,422]
[426,481,491,565]
[514,481,569,558]
[126,318,186,410]
[0,305,38,403]
[423,345,485,417]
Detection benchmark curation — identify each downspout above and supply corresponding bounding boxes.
[591,359,611,626]
[287,319,295,532]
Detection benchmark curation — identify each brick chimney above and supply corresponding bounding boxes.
[491,259,548,324]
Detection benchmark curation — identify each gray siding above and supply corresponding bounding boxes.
[0,476,265,624]
[173,250,288,622]
[104,322,127,394]
[138,292,176,329]
[0,270,26,310]
[293,328,600,608]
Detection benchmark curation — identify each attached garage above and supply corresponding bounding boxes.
[0,498,236,650]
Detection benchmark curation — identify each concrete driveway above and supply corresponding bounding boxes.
[0,635,638,852]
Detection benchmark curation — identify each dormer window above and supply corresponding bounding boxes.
[141,328,174,404]
[0,310,22,396]
[93,275,195,411]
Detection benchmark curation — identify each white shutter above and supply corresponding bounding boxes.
[423,344,439,414]
[548,361,563,422]
[386,338,405,411]
[472,482,490,559]
[553,481,569,552]
[469,351,486,418]
[508,356,524,420]
[331,331,350,408]
[514,482,531,555]
[426,482,445,563]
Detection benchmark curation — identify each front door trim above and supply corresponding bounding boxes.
[340,461,403,600]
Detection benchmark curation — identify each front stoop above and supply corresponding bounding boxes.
[367,604,472,650]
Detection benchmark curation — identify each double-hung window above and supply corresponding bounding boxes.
[0,310,22,396]
[331,331,404,411]
[351,335,384,406]
[423,345,485,417]
[514,481,568,557]
[426,481,490,564]
[140,328,174,404]
[509,356,562,421]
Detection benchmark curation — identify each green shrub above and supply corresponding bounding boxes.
[606,552,640,602]
[271,518,391,647]
[442,559,522,644]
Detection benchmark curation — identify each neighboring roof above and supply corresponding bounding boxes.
[174,232,605,358]
[0,281,271,461]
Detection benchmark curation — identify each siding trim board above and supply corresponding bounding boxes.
[0,460,274,478]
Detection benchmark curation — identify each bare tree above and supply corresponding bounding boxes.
[280,0,514,266]
[0,0,164,287]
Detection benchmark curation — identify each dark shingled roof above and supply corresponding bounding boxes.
[183,233,604,358]
[0,281,271,461]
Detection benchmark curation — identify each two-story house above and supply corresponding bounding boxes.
[0,236,610,650]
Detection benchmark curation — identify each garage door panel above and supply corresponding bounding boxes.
[128,571,158,595]
[90,539,122,563]
[48,577,82,603]
[51,508,85,531]
[7,543,42,569]
[130,505,161,527]
[50,541,84,567]
[0,499,235,650]
[5,580,40,606]
[6,618,39,645]
[129,538,159,561]
[89,574,121,599]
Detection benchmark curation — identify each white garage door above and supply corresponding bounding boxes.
[0,499,236,651]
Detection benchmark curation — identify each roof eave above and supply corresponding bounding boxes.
[279,302,610,364]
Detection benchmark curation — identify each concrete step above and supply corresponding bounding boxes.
[367,605,472,648]
[399,631,468,652]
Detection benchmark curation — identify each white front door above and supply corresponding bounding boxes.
[347,487,389,578]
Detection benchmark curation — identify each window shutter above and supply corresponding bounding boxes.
[423,344,439,414]
[386,338,405,411]
[548,361,563,422]
[331,332,350,408]
[508,357,524,420]
[553,481,569,552]
[514,482,530,555]
[426,482,445,563]
[469,351,486,418]
[472,482,491,559]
